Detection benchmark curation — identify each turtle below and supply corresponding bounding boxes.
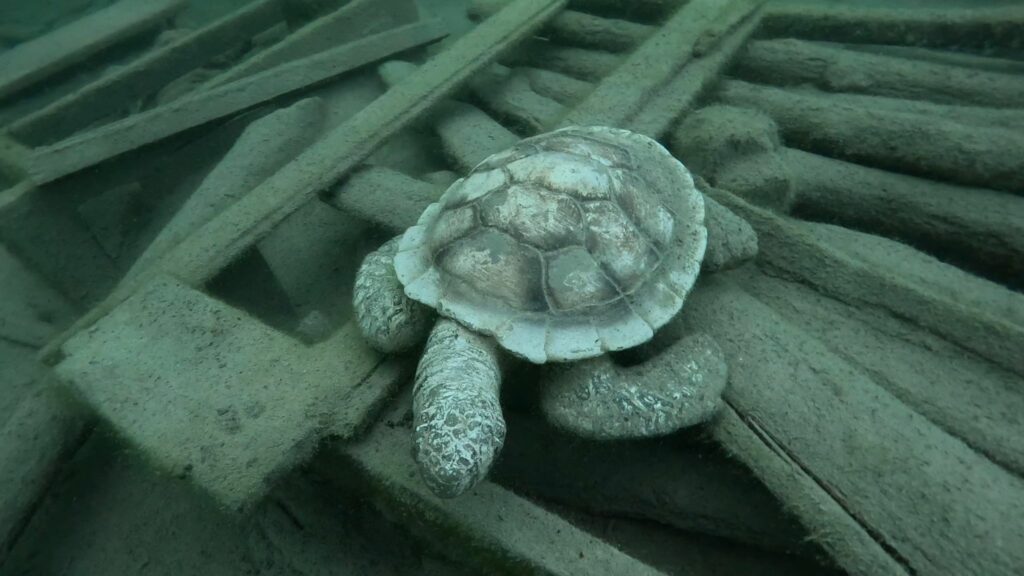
[352,126,757,498]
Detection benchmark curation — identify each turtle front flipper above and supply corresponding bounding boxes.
[539,333,728,440]
[413,319,506,498]
[353,236,434,353]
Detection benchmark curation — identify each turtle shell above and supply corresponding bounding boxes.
[394,126,706,364]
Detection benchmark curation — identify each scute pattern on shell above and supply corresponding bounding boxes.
[394,126,707,364]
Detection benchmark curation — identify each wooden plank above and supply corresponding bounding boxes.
[41,0,567,363]
[557,0,763,128]
[6,0,284,146]
[205,0,421,88]
[718,79,1024,194]
[325,401,668,576]
[760,2,1024,49]
[27,19,449,185]
[626,8,762,138]
[689,273,1024,576]
[735,38,1024,109]
[54,275,386,509]
[0,0,185,101]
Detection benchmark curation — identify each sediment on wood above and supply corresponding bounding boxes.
[717,79,1024,194]
[758,3,1024,49]
[734,38,1024,108]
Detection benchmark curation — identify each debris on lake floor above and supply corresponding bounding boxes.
[1,0,1022,575]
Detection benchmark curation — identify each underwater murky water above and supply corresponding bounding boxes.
[0,1,1022,575]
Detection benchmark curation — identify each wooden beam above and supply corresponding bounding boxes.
[204,0,421,88]
[6,0,284,146]
[735,38,1024,109]
[0,0,185,102]
[557,0,764,128]
[324,401,668,576]
[27,19,449,185]
[760,2,1024,50]
[626,7,762,138]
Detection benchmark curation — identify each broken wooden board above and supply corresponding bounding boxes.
[0,0,185,102]
[6,0,284,146]
[325,399,669,576]
[53,275,389,510]
[205,0,422,88]
[557,0,764,128]
[27,18,449,185]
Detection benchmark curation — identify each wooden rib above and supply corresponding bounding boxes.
[0,0,186,102]
[735,38,1024,109]
[557,0,764,128]
[7,0,285,146]
[471,2,653,52]
[27,19,449,185]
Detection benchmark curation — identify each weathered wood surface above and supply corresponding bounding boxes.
[471,1,653,52]
[0,382,89,564]
[204,0,421,88]
[557,0,764,128]
[325,396,668,576]
[42,0,566,375]
[760,2,1024,49]
[718,79,1024,194]
[125,97,326,281]
[736,38,1024,109]
[6,0,284,146]
[695,270,1024,576]
[0,0,185,101]
[783,147,1024,289]
[54,275,388,509]
[626,8,762,138]
[27,19,448,184]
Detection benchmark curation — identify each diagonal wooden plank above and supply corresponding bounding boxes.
[6,0,284,147]
[0,0,185,101]
[54,275,387,510]
[205,0,421,88]
[27,19,449,185]
[557,0,764,128]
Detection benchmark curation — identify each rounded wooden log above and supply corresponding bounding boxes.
[471,2,652,52]
[518,66,593,105]
[492,413,816,556]
[785,148,1024,290]
[468,65,565,132]
[840,43,1024,77]
[718,79,1024,194]
[735,38,1024,109]
[759,3,1024,50]
[506,40,623,82]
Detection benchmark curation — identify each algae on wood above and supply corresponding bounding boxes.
[0,0,185,101]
